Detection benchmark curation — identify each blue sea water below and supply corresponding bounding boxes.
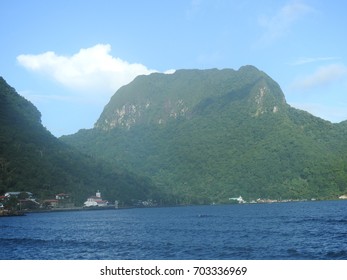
[1,200,347,260]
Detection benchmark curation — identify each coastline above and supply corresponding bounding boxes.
[0,209,25,217]
[25,205,119,214]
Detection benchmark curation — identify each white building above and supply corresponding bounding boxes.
[83,190,108,207]
[229,196,245,203]
[5,192,33,198]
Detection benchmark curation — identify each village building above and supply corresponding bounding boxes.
[42,199,59,208]
[3,191,40,210]
[5,191,33,198]
[84,190,108,207]
[18,198,40,210]
[55,193,70,200]
[43,193,74,208]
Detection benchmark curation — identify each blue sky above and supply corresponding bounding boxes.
[1,0,347,136]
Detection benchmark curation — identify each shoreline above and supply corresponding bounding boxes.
[6,199,347,216]
[0,209,25,217]
[25,205,119,214]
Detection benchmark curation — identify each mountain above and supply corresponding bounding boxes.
[0,77,161,206]
[61,66,347,204]
[95,66,286,130]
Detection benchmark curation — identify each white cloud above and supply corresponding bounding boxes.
[17,44,158,96]
[291,56,341,66]
[164,69,176,74]
[291,64,347,90]
[258,1,313,44]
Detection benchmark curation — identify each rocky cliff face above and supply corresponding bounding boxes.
[95,66,286,130]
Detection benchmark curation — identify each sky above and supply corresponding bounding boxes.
[1,0,347,137]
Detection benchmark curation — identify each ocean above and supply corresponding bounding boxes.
[1,200,347,260]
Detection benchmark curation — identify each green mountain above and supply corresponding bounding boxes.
[62,66,347,204]
[0,77,161,206]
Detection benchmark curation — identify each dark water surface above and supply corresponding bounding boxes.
[1,200,347,259]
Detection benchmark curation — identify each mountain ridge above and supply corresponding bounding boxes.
[62,66,347,204]
[95,66,287,130]
[0,76,161,206]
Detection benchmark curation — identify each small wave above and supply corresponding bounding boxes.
[297,217,347,226]
[0,225,12,229]
[325,250,347,259]
[300,217,324,223]
[1,237,44,245]
[197,214,213,218]
[327,218,347,224]
[1,236,110,248]
[286,248,302,258]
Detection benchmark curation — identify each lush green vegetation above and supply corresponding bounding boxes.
[62,66,347,204]
[0,77,166,206]
[2,64,347,207]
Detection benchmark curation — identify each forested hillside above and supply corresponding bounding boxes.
[0,77,163,206]
[62,66,347,204]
